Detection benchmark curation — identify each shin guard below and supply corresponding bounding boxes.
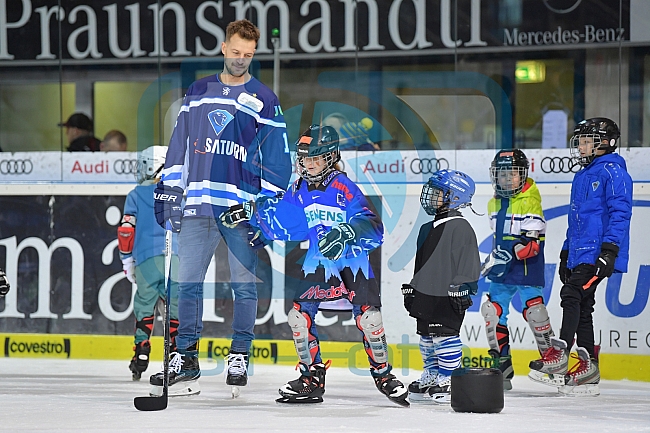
[523,298,554,353]
[357,306,388,365]
[288,303,318,367]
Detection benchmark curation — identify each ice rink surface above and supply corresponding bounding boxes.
[2,358,649,433]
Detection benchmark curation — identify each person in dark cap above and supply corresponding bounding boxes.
[58,113,101,151]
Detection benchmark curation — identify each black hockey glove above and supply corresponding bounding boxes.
[0,268,9,297]
[448,284,473,315]
[318,223,356,261]
[401,284,415,312]
[595,242,619,278]
[220,201,255,228]
[248,228,269,250]
[558,250,571,284]
[154,183,183,232]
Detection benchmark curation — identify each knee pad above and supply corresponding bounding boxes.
[524,298,554,353]
[481,299,502,352]
[357,307,388,364]
[288,305,315,366]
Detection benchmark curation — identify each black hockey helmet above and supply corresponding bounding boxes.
[296,124,340,184]
[570,117,620,167]
[489,149,529,198]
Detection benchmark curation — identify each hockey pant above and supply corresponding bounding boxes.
[133,255,179,346]
[559,264,603,358]
[419,335,462,377]
[482,283,553,355]
[288,302,391,376]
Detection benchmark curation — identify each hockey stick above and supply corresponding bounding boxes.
[134,228,173,411]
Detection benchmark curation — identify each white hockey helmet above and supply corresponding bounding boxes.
[136,146,167,183]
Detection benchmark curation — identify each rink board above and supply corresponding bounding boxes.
[2,333,648,382]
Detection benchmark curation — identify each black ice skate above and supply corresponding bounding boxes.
[129,340,151,381]
[373,372,410,407]
[149,343,200,397]
[226,351,249,398]
[488,349,514,391]
[408,370,438,403]
[276,363,327,404]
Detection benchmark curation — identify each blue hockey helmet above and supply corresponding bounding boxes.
[420,169,475,216]
[296,124,340,184]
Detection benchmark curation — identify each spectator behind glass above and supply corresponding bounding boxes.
[101,130,128,151]
[58,113,101,152]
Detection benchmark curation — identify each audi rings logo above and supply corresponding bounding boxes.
[410,158,449,174]
[540,156,581,173]
[0,159,33,175]
[113,159,138,175]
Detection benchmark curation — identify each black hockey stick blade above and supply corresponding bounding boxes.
[134,391,168,411]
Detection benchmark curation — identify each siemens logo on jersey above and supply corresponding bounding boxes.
[304,203,346,227]
[196,138,247,163]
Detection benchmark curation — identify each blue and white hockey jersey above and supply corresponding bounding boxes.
[161,74,292,217]
[252,170,384,306]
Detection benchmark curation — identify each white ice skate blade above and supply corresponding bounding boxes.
[149,380,201,397]
[559,383,600,396]
[408,391,450,404]
[231,386,240,399]
[528,370,564,388]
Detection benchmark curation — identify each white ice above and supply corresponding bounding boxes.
[2,358,650,433]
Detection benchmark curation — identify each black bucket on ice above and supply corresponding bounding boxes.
[451,368,504,413]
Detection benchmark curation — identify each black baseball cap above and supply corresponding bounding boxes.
[58,113,93,131]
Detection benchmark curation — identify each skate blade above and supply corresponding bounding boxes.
[408,391,447,405]
[231,386,240,399]
[276,395,323,404]
[149,380,201,397]
[559,383,600,396]
[528,370,564,388]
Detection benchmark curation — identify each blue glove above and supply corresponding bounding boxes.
[154,183,183,232]
[318,223,356,261]
[248,228,269,250]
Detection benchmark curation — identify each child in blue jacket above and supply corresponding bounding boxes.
[529,118,632,396]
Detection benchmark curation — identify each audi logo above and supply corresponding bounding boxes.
[540,156,581,174]
[410,157,449,174]
[0,159,33,175]
[113,159,138,175]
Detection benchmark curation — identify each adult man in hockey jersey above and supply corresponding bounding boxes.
[529,118,632,396]
[220,125,409,407]
[152,19,292,396]
[481,149,554,391]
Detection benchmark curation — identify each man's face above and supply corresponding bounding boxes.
[221,34,256,77]
[65,126,82,144]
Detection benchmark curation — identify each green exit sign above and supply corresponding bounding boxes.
[515,61,546,83]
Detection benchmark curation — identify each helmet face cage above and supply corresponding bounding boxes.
[570,118,620,167]
[297,151,339,184]
[490,165,528,198]
[569,134,603,167]
[136,146,167,183]
[420,183,449,216]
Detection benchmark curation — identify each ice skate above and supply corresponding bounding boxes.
[559,347,600,396]
[226,352,248,398]
[129,340,151,381]
[408,369,438,403]
[488,349,514,391]
[527,370,565,387]
[374,372,410,407]
[277,363,327,404]
[149,343,200,397]
[529,337,569,377]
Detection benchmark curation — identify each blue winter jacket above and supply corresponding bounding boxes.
[562,153,632,272]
